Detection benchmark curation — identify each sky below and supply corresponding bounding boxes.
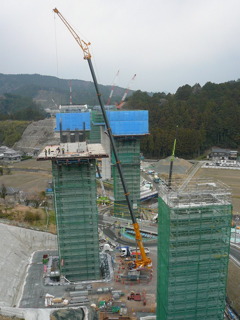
[1,0,240,93]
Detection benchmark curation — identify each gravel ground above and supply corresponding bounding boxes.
[142,157,193,179]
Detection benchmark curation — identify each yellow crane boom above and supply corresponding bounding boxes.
[53,8,91,60]
[53,8,152,269]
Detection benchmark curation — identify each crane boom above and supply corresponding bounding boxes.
[106,70,119,105]
[53,8,151,269]
[53,8,91,60]
[116,73,136,109]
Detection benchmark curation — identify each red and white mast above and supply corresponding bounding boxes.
[117,73,136,109]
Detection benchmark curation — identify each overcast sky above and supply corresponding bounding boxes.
[1,0,240,93]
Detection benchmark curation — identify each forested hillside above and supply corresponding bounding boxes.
[0,73,131,108]
[0,93,45,147]
[1,73,239,157]
[0,120,30,147]
[0,93,45,121]
[126,80,240,158]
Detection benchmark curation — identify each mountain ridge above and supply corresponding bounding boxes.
[0,73,134,108]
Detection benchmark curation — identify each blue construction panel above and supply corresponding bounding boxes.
[55,113,91,131]
[106,110,149,135]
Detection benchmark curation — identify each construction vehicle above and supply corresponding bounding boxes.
[153,174,160,183]
[127,291,142,301]
[53,8,152,270]
[118,246,150,258]
[118,246,131,257]
[116,74,136,109]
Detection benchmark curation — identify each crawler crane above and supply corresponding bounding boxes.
[53,8,152,269]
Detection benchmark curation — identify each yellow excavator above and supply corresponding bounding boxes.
[53,8,152,270]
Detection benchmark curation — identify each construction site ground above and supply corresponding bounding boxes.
[18,246,157,317]
[0,157,240,319]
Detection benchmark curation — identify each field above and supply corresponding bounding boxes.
[194,167,240,214]
[1,159,240,211]
[0,159,52,193]
[0,159,55,233]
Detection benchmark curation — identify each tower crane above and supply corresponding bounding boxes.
[116,73,136,109]
[106,70,119,105]
[53,8,152,269]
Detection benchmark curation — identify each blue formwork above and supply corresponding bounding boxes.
[106,110,149,136]
[55,113,91,131]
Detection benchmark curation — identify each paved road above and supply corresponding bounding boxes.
[230,245,240,263]
[19,250,65,308]
[99,213,158,234]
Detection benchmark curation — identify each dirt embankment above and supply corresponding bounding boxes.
[142,157,193,176]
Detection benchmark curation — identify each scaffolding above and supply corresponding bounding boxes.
[89,111,104,143]
[112,138,141,218]
[157,179,232,320]
[52,160,100,281]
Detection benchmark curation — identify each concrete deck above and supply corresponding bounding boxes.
[37,142,108,161]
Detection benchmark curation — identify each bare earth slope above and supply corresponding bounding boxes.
[13,119,59,153]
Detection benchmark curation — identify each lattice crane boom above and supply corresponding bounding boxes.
[53,8,152,269]
[117,73,136,109]
[53,8,91,60]
[107,70,120,105]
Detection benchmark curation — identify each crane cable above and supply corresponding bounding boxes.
[53,13,61,105]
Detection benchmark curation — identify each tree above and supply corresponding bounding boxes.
[175,84,192,100]
[1,184,7,199]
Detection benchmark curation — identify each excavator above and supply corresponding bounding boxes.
[53,8,152,270]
